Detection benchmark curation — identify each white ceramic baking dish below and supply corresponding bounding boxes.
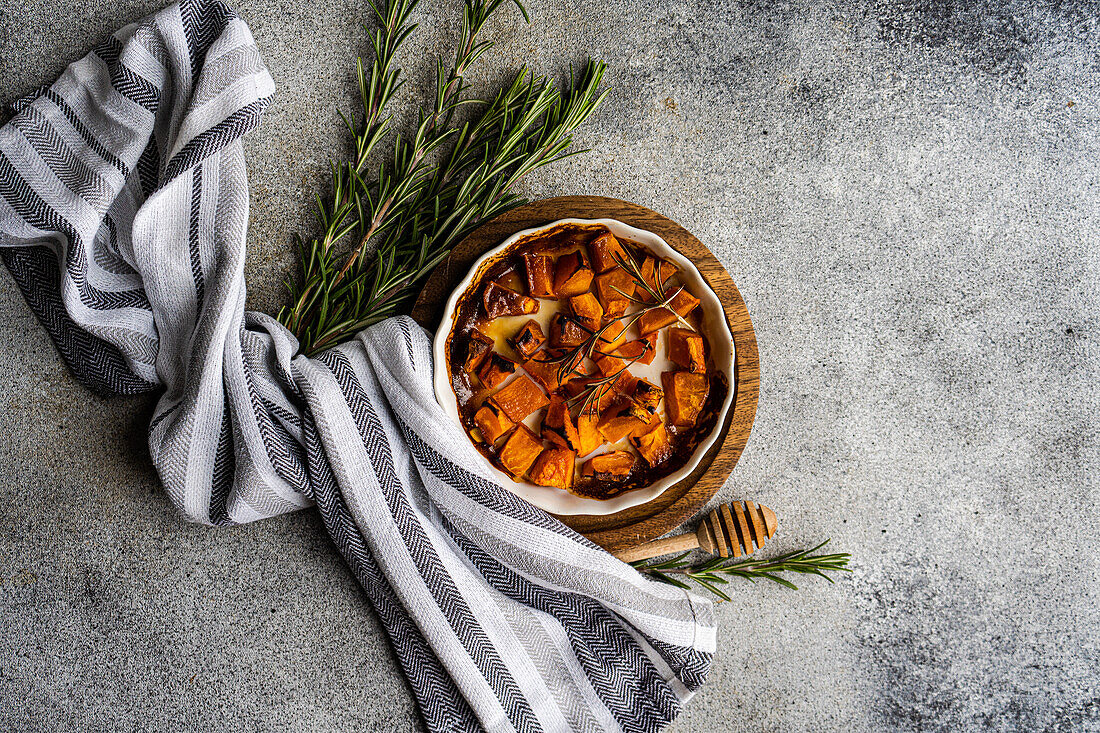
[433,218,735,516]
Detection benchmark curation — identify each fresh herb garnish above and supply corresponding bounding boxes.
[278,0,609,355]
[632,540,852,599]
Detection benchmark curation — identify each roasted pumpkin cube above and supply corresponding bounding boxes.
[638,308,677,334]
[464,330,494,372]
[477,352,515,389]
[614,332,658,365]
[632,378,663,413]
[559,378,586,399]
[484,281,539,318]
[499,425,545,477]
[668,287,700,317]
[637,286,700,335]
[474,402,515,445]
[604,299,629,320]
[542,397,580,450]
[637,307,677,336]
[624,401,654,423]
[576,411,603,457]
[554,348,587,375]
[524,254,555,297]
[594,376,629,411]
[595,266,635,300]
[490,374,549,422]
[596,320,628,350]
[638,256,676,297]
[523,358,557,391]
[523,357,563,392]
[613,369,639,396]
[594,353,626,377]
[580,451,635,481]
[661,371,710,426]
[632,419,672,467]
[668,327,706,373]
[529,448,576,490]
[597,406,647,444]
[550,312,590,348]
[509,320,546,359]
[569,292,604,330]
[569,378,625,414]
[587,230,629,273]
[597,415,646,444]
[563,379,598,407]
[553,251,594,297]
[594,268,636,314]
[523,349,583,391]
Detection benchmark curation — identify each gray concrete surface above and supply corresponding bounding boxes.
[1,0,1099,730]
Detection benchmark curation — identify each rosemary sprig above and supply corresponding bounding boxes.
[610,250,691,329]
[277,0,609,355]
[532,244,685,389]
[277,0,418,341]
[566,347,648,416]
[632,541,852,599]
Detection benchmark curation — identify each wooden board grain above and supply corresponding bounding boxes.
[411,196,759,553]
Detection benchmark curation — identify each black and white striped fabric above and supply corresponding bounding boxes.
[0,1,715,730]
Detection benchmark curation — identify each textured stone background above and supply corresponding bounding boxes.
[1,0,1098,730]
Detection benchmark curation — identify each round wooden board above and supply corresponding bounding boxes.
[411,196,759,553]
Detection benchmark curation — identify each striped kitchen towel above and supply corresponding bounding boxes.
[0,1,715,731]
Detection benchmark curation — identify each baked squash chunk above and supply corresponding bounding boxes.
[566,375,630,414]
[509,320,546,360]
[523,355,564,392]
[597,407,647,444]
[575,411,602,457]
[632,378,663,413]
[637,286,701,335]
[490,374,549,422]
[499,425,544,478]
[553,251,594,297]
[596,320,627,350]
[474,402,515,445]
[464,330,494,372]
[530,448,576,489]
[542,397,580,451]
[484,281,539,318]
[637,309,674,336]
[593,353,627,377]
[477,352,515,389]
[662,371,710,426]
[549,312,590,348]
[613,332,658,365]
[594,267,635,319]
[638,256,675,298]
[611,369,639,397]
[587,230,629,274]
[667,327,706,373]
[523,253,555,297]
[580,451,635,481]
[568,292,604,331]
[632,419,672,467]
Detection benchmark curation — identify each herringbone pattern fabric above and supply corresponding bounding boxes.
[0,2,715,730]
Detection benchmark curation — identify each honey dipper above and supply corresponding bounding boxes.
[613,501,777,563]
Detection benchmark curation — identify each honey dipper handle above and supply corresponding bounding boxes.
[613,532,701,563]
